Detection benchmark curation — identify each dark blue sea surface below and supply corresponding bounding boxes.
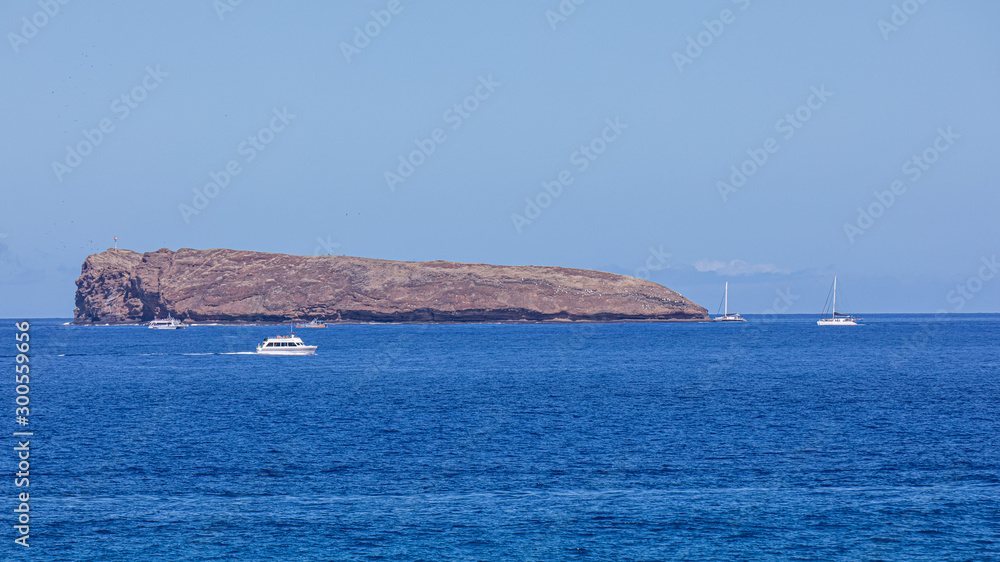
[2,315,998,560]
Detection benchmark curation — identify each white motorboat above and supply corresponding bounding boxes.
[148,315,185,329]
[294,319,327,328]
[714,282,746,322]
[256,334,317,355]
[817,276,859,326]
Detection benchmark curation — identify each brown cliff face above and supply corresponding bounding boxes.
[73,248,709,323]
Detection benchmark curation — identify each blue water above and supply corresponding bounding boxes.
[2,315,998,560]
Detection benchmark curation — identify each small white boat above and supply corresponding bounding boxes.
[714,282,746,322]
[818,276,859,326]
[148,315,185,330]
[256,334,317,355]
[294,319,327,328]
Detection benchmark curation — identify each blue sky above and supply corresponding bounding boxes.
[2,1,998,317]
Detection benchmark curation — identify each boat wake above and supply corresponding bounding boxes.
[55,352,261,357]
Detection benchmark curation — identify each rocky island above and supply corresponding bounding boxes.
[73,248,709,324]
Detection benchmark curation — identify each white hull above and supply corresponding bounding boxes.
[817,318,857,326]
[256,334,317,355]
[149,317,185,329]
[256,347,317,356]
[714,314,746,322]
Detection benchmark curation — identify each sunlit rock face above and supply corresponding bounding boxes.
[74,248,709,324]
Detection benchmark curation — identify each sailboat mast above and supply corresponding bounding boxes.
[724,282,728,316]
[832,276,837,316]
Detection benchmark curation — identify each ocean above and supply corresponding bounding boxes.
[2,315,998,560]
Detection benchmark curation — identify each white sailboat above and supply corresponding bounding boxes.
[817,276,859,326]
[714,282,746,322]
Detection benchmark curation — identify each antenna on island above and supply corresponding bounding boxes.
[113,236,118,251]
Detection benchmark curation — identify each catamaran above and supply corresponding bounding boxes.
[817,276,859,326]
[714,282,746,322]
